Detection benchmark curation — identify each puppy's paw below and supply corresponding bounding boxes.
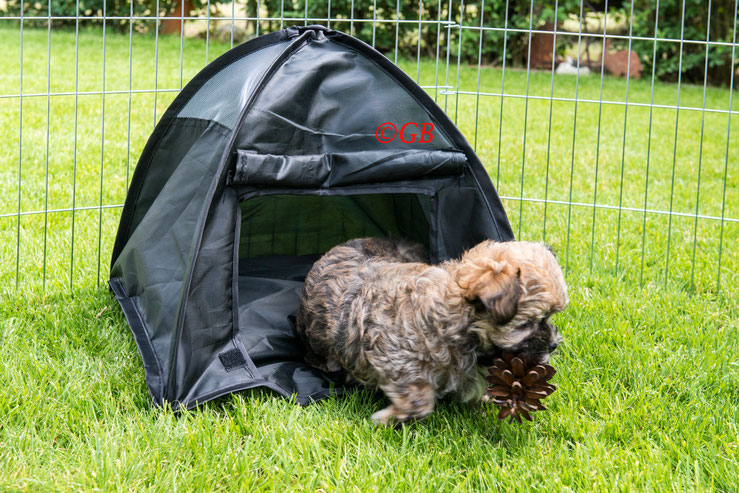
[371,407,397,426]
[372,383,437,426]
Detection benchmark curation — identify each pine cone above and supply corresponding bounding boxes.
[486,353,557,423]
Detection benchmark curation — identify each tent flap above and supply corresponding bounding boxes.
[233,149,466,188]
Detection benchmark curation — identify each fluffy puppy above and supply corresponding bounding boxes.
[295,237,568,425]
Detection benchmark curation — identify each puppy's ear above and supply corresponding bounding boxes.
[456,259,521,325]
[482,267,521,325]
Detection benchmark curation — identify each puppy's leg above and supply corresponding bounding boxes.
[371,382,436,426]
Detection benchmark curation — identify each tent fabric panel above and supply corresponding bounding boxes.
[433,177,506,261]
[321,29,515,243]
[234,37,453,156]
[233,149,466,188]
[171,187,243,402]
[176,258,345,407]
[111,30,291,268]
[229,27,512,243]
[109,278,165,405]
[166,32,323,405]
[124,119,229,248]
[178,41,290,129]
[111,122,231,391]
[173,345,254,407]
[236,272,339,402]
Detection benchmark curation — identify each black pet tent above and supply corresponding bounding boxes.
[110,25,514,409]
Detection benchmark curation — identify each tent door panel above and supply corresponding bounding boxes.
[232,189,437,402]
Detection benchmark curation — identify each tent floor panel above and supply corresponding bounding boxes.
[236,254,342,404]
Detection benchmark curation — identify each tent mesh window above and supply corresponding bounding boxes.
[238,193,431,261]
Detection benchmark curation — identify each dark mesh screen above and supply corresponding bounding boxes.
[238,193,430,261]
[235,192,433,392]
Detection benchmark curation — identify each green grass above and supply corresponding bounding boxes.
[0,25,738,491]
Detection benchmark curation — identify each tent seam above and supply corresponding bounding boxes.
[166,31,314,401]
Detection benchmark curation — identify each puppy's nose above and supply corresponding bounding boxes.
[548,341,559,352]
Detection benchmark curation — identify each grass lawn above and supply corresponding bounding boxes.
[0,25,738,491]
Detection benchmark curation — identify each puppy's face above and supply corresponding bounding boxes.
[456,240,568,364]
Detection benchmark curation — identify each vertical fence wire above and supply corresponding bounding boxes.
[443,0,452,113]
[588,0,608,269]
[433,0,441,101]
[453,1,464,125]
[70,0,80,290]
[96,1,108,287]
[126,0,134,192]
[716,0,738,291]
[416,0,422,84]
[206,0,211,62]
[494,0,509,190]
[394,0,399,64]
[42,0,52,291]
[542,0,560,243]
[564,0,586,274]
[232,0,237,46]
[154,0,160,124]
[665,0,688,287]
[472,0,485,151]
[690,0,713,290]
[179,0,185,88]
[15,0,24,290]
[614,0,636,273]
[349,0,354,36]
[516,0,535,239]
[639,0,661,286]
[371,0,376,46]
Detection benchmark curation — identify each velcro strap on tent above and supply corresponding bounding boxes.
[219,348,248,371]
[232,149,466,188]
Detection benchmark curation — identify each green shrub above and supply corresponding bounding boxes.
[5,0,734,86]
[630,0,738,86]
[3,0,187,30]
[261,0,581,67]
[269,0,736,86]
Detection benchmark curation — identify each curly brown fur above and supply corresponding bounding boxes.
[295,237,567,426]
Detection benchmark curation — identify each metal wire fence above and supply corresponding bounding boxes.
[0,0,737,295]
